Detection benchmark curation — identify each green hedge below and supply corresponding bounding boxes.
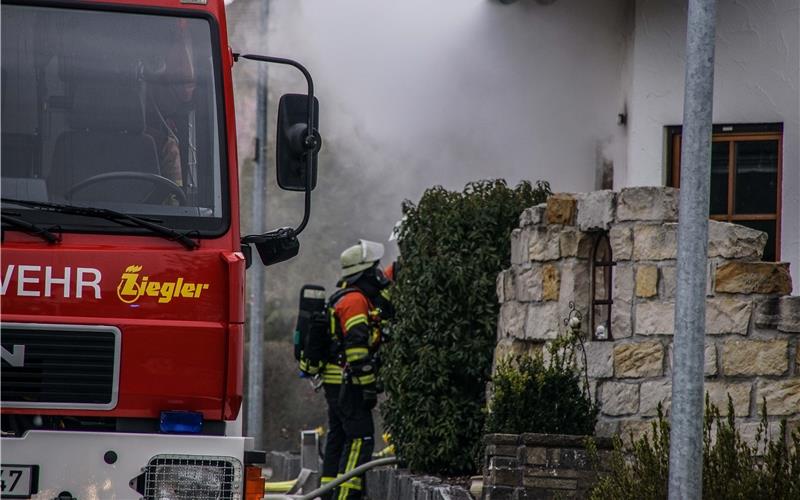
[589,399,800,500]
[381,179,551,475]
[485,335,597,436]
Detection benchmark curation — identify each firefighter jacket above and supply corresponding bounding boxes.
[322,289,382,386]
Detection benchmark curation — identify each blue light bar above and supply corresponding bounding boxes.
[159,410,204,434]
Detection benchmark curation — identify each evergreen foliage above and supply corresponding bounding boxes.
[381,179,551,475]
[485,332,598,436]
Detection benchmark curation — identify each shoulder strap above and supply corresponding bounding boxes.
[328,287,360,308]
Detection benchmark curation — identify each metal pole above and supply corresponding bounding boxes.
[246,0,270,450]
[668,0,717,498]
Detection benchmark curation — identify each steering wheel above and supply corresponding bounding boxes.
[65,172,188,206]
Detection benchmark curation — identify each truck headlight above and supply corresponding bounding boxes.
[143,455,242,500]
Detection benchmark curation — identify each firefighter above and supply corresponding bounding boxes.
[321,240,392,500]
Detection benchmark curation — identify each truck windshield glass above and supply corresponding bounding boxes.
[1,4,226,234]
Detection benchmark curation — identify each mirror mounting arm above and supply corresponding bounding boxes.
[237,53,317,237]
[234,54,320,266]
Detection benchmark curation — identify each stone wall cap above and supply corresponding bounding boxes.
[484,433,521,445]
[519,432,613,449]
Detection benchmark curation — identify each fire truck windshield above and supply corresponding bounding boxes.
[1,3,227,236]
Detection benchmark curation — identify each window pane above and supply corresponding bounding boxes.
[709,141,729,215]
[734,140,778,214]
[736,219,777,262]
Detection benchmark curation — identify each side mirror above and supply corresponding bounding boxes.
[276,94,321,191]
[242,228,299,266]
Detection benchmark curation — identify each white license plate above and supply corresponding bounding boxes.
[0,465,38,499]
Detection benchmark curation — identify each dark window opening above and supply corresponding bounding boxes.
[666,123,783,261]
[590,232,614,341]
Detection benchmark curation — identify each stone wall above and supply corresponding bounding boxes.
[495,187,800,443]
[483,433,613,500]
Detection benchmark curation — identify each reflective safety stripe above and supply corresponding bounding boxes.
[380,288,391,301]
[344,313,368,331]
[299,358,321,375]
[345,347,368,362]
[338,477,363,490]
[320,476,335,485]
[330,307,336,336]
[338,438,364,500]
[322,364,344,384]
[352,373,376,385]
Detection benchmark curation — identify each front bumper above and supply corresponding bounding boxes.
[1,430,250,499]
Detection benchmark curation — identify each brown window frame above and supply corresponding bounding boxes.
[666,123,783,261]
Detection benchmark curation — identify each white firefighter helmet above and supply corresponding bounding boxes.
[340,239,385,278]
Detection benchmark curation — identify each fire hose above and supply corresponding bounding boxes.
[264,456,399,500]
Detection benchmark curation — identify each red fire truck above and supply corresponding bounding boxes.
[1,0,320,498]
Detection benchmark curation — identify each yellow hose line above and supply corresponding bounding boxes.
[264,479,297,493]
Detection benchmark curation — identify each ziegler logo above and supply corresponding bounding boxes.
[116,265,210,304]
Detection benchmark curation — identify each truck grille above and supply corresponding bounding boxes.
[143,455,242,500]
[1,323,120,409]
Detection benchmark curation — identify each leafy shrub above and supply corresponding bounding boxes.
[381,179,551,475]
[589,398,800,500]
[485,330,597,436]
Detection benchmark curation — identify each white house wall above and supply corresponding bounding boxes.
[625,0,800,292]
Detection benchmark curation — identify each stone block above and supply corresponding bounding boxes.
[515,265,542,303]
[633,223,678,260]
[611,299,633,338]
[528,226,561,262]
[546,193,577,225]
[559,228,593,258]
[661,262,715,299]
[584,341,614,378]
[523,477,578,490]
[526,447,547,466]
[667,342,717,376]
[705,381,751,416]
[635,301,674,335]
[639,379,672,417]
[558,260,590,325]
[707,220,768,259]
[721,339,788,376]
[511,229,530,266]
[520,203,547,228]
[542,264,560,301]
[499,301,527,339]
[609,224,633,260]
[525,302,560,340]
[706,297,752,335]
[614,341,664,378]
[755,295,800,333]
[715,261,792,295]
[756,378,800,416]
[497,269,515,303]
[617,187,679,222]
[618,420,655,444]
[613,264,635,304]
[577,190,616,231]
[600,381,639,416]
[636,265,659,298]
[494,339,542,370]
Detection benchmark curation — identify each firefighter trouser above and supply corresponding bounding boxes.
[320,383,375,500]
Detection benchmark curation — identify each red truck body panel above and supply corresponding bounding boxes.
[1,0,246,422]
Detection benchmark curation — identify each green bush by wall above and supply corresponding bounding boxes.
[381,179,551,475]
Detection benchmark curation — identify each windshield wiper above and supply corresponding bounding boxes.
[1,198,199,250]
[1,213,61,244]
